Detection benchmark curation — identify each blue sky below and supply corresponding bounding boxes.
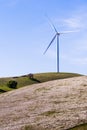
[0,0,87,77]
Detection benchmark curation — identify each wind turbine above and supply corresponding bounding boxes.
[43,17,76,73]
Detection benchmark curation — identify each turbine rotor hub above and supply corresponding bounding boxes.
[57,33,60,35]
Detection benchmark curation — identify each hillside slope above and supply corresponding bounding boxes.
[0,72,82,94]
[0,76,87,130]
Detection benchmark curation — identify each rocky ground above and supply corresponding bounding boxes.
[0,76,87,130]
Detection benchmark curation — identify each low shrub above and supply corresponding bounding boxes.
[7,80,17,89]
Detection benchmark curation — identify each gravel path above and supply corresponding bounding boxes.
[0,76,87,130]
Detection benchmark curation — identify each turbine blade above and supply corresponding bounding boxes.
[43,35,56,54]
[49,21,58,33]
[45,14,58,33]
[60,30,79,34]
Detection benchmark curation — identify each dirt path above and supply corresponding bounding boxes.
[0,76,87,130]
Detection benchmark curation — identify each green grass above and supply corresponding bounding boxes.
[22,123,87,130]
[68,123,87,130]
[0,72,82,94]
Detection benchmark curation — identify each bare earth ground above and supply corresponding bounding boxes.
[0,76,87,130]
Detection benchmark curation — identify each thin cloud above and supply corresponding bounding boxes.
[64,17,83,29]
[62,6,87,30]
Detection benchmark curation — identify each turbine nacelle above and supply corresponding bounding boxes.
[57,33,60,36]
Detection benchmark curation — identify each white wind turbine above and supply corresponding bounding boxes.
[43,17,77,73]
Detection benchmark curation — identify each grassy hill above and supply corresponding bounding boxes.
[0,72,82,94]
[0,75,87,130]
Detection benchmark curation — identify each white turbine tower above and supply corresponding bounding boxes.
[43,17,76,73]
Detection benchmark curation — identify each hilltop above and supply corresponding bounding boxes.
[0,72,82,94]
[0,76,87,130]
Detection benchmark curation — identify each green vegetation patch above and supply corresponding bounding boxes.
[0,72,82,94]
[68,123,87,130]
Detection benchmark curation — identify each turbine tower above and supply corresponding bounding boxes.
[43,17,76,73]
[43,18,63,73]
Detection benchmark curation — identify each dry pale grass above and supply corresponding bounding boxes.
[0,76,87,130]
